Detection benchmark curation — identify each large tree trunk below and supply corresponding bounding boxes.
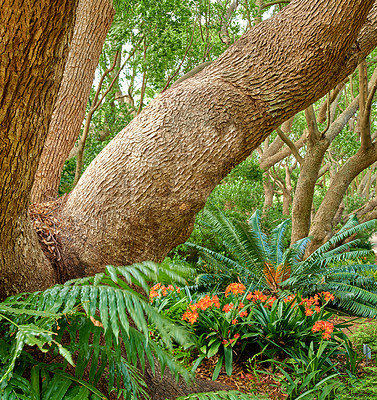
[0,0,78,299]
[57,0,377,278]
[30,0,114,204]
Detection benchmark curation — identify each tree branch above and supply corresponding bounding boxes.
[276,127,303,164]
[261,1,289,10]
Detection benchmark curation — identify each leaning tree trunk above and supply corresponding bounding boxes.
[57,0,377,279]
[307,143,377,253]
[0,0,78,299]
[30,0,114,204]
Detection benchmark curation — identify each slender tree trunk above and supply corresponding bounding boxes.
[262,172,274,213]
[0,0,78,299]
[308,143,377,253]
[291,136,329,243]
[290,67,377,243]
[57,0,377,277]
[30,0,114,204]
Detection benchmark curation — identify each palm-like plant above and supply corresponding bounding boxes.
[0,261,193,399]
[186,209,377,317]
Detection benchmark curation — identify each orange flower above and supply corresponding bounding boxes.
[283,294,296,303]
[312,320,334,339]
[232,319,238,325]
[182,310,199,324]
[246,290,268,303]
[151,283,161,291]
[212,295,220,308]
[321,292,335,302]
[222,339,228,344]
[305,308,314,316]
[225,283,246,297]
[223,303,234,313]
[149,290,160,303]
[234,333,240,339]
[239,311,248,318]
[196,295,213,311]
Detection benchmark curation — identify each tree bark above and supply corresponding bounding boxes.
[30,0,114,204]
[290,66,377,244]
[0,0,78,299]
[57,0,377,278]
[307,142,377,253]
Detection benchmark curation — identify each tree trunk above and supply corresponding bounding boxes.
[307,143,377,253]
[56,0,377,278]
[0,0,78,299]
[262,172,274,213]
[30,0,114,204]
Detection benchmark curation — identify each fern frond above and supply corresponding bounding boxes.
[177,390,265,399]
[270,219,290,265]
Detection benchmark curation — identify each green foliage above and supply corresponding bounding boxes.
[267,341,342,399]
[175,391,266,400]
[186,209,292,291]
[185,208,377,317]
[337,367,377,399]
[350,319,377,357]
[0,262,194,399]
[283,216,377,317]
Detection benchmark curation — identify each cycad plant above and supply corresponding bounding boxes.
[186,209,377,317]
[0,261,193,399]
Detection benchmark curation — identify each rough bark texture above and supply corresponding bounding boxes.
[56,0,377,278]
[30,0,114,204]
[0,0,78,299]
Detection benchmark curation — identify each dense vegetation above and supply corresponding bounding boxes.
[3,0,377,399]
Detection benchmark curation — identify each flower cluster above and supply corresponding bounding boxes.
[312,320,334,340]
[225,283,246,297]
[246,290,277,308]
[299,292,335,316]
[182,295,220,324]
[149,283,180,303]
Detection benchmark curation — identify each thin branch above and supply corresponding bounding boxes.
[320,92,331,137]
[161,18,198,92]
[261,0,289,10]
[276,127,303,164]
[92,36,143,114]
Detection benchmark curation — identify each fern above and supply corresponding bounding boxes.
[0,261,194,399]
[185,209,377,316]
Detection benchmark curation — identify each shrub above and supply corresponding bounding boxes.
[174,283,357,381]
[185,209,377,317]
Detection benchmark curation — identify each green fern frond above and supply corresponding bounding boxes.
[248,210,271,261]
[176,390,265,399]
[270,219,290,265]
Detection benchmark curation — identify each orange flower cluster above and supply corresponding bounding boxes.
[149,283,181,303]
[182,309,199,324]
[299,292,335,316]
[182,295,221,324]
[246,290,277,308]
[225,283,246,297]
[222,303,234,313]
[312,320,334,340]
